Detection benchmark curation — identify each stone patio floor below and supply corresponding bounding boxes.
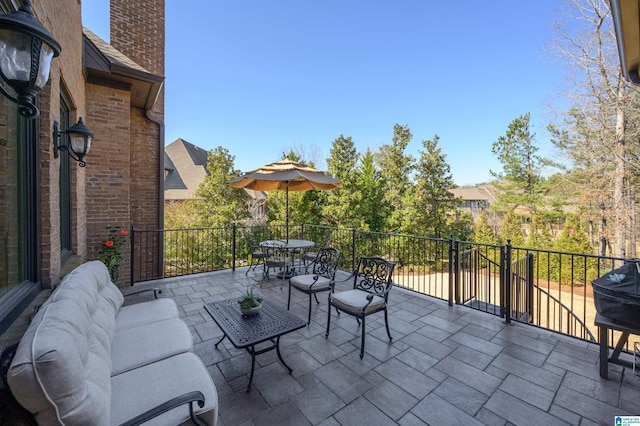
[126,267,640,426]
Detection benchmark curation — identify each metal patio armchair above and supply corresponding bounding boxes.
[287,247,341,324]
[325,256,395,359]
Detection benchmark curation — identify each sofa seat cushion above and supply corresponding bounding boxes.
[290,274,332,292]
[110,352,218,426]
[111,318,193,376]
[115,298,178,331]
[331,289,385,315]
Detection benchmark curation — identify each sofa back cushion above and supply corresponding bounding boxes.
[7,261,124,425]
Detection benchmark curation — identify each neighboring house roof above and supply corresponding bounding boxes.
[243,189,267,201]
[165,139,208,200]
[83,27,164,109]
[163,152,187,191]
[164,139,267,203]
[451,184,497,203]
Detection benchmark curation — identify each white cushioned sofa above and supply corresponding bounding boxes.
[4,260,218,425]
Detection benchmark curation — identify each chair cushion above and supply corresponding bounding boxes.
[111,318,193,376]
[290,274,331,291]
[110,352,218,426]
[265,256,291,267]
[115,298,178,331]
[331,289,386,315]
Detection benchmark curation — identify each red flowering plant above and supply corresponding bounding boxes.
[97,225,129,283]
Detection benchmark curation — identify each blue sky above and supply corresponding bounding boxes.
[82,1,565,186]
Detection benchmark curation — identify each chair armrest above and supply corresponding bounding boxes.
[361,288,390,314]
[119,391,206,426]
[123,288,162,300]
[360,293,375,314]
[308,275,321,288]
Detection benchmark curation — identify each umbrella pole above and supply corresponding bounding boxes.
[286,186,289,242]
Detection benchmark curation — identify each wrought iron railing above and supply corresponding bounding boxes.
[130,224,627,349]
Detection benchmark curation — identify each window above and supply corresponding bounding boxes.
[0,96,41,334]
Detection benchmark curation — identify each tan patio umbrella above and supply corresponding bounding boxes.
[227,159,341,241]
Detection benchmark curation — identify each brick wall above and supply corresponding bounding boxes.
[85,83,132,283]
[32,0,87,286]
[110,0,165,77]
[77,0,166,284]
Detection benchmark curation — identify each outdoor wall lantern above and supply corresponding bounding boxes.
[53,118,93,167]
[0,0,61,118]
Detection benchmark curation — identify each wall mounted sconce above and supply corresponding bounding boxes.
[53,117,93,167]
[0,0,61,118]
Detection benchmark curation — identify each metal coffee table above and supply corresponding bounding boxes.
[204,294,306,392]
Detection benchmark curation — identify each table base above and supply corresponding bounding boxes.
[215,334,293,392]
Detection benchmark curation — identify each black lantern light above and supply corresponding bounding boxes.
[0,0,61,118]
[53,117,93,167]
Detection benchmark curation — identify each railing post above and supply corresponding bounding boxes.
[503,240,512,324]
[527,252,534,323]
[232,224,237,271]
[352,228,357,271]
[130,226,135,286]
[448,235,455,306]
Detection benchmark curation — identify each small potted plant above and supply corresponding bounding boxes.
[239,288,262,316]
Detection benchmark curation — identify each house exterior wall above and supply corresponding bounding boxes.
[33,0,87,286]
[106,0,166,282]
[0,0,165,338]
[85,82,132,282]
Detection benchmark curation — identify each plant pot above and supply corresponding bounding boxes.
[240,304,261,316]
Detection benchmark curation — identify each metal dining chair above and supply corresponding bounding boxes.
[325,256,395,359]
[287,247,341,324]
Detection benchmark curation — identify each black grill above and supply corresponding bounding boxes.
[592,260,640,326]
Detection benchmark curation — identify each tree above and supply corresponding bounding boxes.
[195,147,249,227]
[499,211,525,246]
[165,200,203,229]
[550,0,640,258]
[403,135,457,238]
[526,213,552,249]
[377,124,415,232]
[446,210,475,241]
[323,135,365,228]
[491,112,546,215]
[474,211,498,245]
[356,149,388,231]
[550,214,598,285]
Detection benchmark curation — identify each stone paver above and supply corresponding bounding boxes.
[128,268,640,425]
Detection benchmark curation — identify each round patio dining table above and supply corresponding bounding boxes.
[260,239,315,251]
[260,239,315,278]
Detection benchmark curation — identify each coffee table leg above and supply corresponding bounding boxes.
[214,334,226,348]
[247,345,257,392]
[275,336,293,373]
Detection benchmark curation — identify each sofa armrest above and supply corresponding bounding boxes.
[123,288,162,300]
[1,343,18,389]
[118,391,206,426]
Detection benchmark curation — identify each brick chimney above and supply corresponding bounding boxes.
[110,0,165,77]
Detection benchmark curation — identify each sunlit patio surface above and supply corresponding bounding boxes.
[126,267,640,425]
